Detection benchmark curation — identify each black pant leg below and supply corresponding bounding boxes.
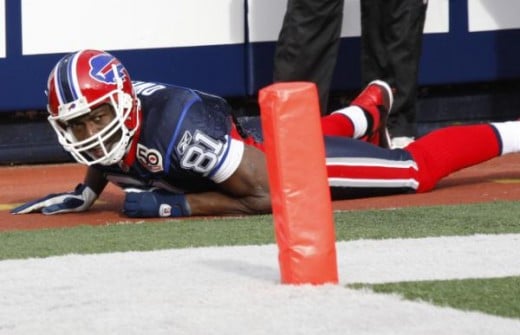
[361,0,428,138]
[273,0,344,114]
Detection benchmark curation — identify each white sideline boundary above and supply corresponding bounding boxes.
[0,234,519,334]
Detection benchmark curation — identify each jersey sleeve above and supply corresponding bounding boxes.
[208,138,244,183]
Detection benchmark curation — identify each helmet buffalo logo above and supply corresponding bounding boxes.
[89,54,126,85]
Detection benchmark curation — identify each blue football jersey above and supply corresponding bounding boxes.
[95,81,244,193]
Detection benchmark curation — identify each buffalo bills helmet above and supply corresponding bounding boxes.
[46,49,140,166]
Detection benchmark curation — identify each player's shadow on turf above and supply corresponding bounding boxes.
[199,259,279,282]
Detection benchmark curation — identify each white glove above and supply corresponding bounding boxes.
[11,184,97,215]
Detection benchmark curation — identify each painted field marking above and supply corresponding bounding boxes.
[0,203,18,211]
[492,178,520,184]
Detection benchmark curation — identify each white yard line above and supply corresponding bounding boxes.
[0,234,519,334]
[339,233,520,284]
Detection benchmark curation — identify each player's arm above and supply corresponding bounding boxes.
[123,144,272,217]
[83,166,109,195]
[186,144,271,215]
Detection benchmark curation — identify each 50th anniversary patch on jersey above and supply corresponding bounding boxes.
[137,143,164,173]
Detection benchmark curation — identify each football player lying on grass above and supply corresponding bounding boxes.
[11,49,520,218]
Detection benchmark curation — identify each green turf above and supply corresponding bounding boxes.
[349,277,520,319]
[1,201,519,260]
[334,200,520,240]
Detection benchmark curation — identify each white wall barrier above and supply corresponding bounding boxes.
[0,0,519,110]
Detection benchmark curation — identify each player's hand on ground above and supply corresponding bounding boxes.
[123,188,191,218]
[11,184,97,215]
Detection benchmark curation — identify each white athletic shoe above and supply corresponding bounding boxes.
[391,136,415,149]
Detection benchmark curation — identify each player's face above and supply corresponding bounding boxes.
[67,104,122,158]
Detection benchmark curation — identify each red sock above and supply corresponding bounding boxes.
[320,114,355,137]
[405,124,501,192]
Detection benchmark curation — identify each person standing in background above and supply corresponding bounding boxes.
[360,0,428,148]
[273,0,344,115]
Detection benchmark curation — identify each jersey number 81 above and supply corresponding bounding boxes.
[180,131,223,175]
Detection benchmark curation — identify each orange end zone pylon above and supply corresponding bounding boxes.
[258,82,338,285]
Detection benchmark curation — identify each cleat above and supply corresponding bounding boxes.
[351,80,394,148]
